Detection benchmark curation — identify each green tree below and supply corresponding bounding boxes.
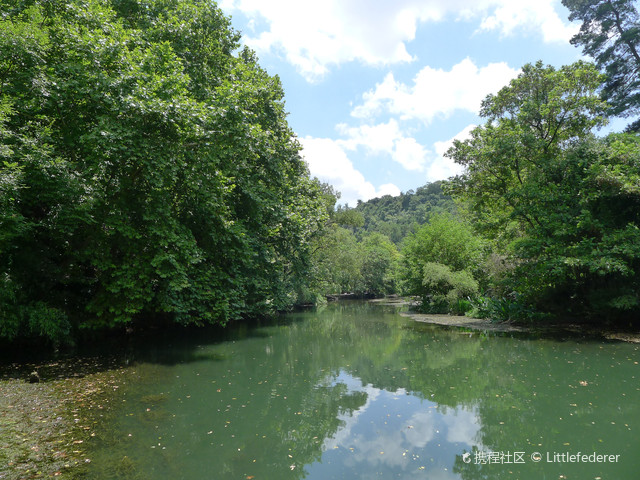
[563,0,640,129]
[401,213,485,310]
[421,262,479,314]
[447,61,640,322]
[333,207,365,230]
[447,61,608,245]
[347,181,455,244]
[510,134,640,319]
[313,226,364,295]
[360,233,400,296]
[0,0,327,344]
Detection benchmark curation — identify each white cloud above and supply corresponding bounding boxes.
[478,0,578,43]
[351,58,520,123]
[336,120,429,172]
[377,183,403,197]
[303,56,515,188]
[300,136,400,206]
[337,121,401,154]
[220,0,574,81]
[427,124,477,180]
[220,0,425,81]
[393,137,429,172]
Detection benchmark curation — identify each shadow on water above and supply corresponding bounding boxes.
[0,300,631,381]
[0,314,287,381]
[403,312,634,345]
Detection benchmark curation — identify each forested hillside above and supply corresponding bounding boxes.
[301,182,459,301]
[337,181,455,244]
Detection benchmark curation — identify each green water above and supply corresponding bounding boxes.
[87,301,640,480]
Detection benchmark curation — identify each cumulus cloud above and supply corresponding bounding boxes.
[300,136,401,206]
[351,58,519,123]
[322,119,476,187]
[219,0,574,81]
[337,120,429,172]
[333,58,516,181]
[219,0,424,80]
[427,124,477,180]
[337,121,401,155]
[392,137,429,172]
[303,56,513,188]
[478,0,578,43]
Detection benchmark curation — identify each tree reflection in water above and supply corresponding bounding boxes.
[86,302,640,480]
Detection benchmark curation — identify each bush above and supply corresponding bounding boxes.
[467,295,550,323]
[420,262,479,315]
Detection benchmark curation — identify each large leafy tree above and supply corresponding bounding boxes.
[447,61,608,243]
[563,0,640,129]
[0,0,327,343]
[312,225,364,295]
[447,61,640,322]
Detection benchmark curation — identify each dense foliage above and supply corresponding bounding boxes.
[340,181,455,244]
[563,0,640,130]
[2,0,639,347]
[307,226,400,300]
[305,181,455,300]
[0,0,328,344]
[400,213,484,312]
[447,61,640,323]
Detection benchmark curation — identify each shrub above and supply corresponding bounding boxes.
[420,262,478,315]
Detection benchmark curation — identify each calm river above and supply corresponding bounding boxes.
[85,301,639,479]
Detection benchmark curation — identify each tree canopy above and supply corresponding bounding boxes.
[447,61,640,322]
[563,0,640,129]
[341,181,455,244]
[401,213,484,313]
[0,0,328,344]
[448,61,608,242]
[3,1,640,346]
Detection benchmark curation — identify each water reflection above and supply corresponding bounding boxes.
[85,301,640,480]
[308,371,482,479]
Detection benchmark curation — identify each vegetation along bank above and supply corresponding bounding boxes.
[1,0,639,353]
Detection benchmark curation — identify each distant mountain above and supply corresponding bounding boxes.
[336,181,456,243]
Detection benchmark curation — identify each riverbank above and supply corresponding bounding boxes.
[397,306,640,342]
[369,296,640,342]
[0,360,128,479]
[400,311,528,332]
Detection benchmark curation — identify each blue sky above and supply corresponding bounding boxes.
[218,0,586,206]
